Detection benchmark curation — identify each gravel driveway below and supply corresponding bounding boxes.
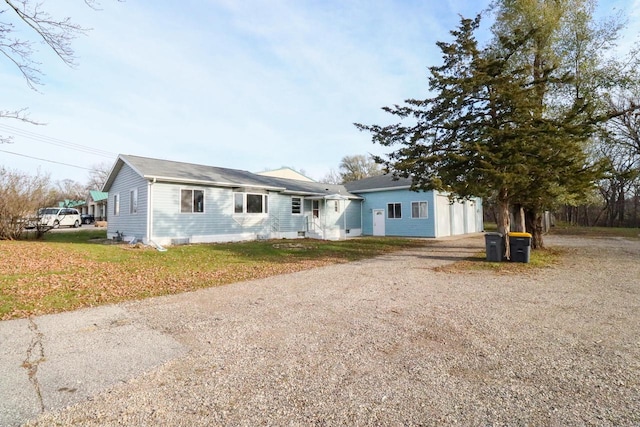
[24,234,640,426]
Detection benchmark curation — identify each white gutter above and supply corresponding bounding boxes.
[142,175,286,192]
[349,186,412,193]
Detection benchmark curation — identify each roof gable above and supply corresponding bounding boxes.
[256,167,315,182]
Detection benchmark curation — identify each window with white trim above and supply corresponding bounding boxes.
[113,193,120,216]
[181,189,204,213]
[234,192,268,214]
[411,201,428,218]
[387,202,401,219]
[291,197,302,214]
[130,188,138,214]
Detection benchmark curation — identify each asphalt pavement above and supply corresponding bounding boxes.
[0,305,185,426]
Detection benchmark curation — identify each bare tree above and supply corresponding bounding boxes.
[1,0,100,142]
[86,161,111,190]
[55,178,86,202]
[319,168,342,185]
[322,155,382,184]
[590,89,640,226]
[606,93,640,157]
[0,167,52,239]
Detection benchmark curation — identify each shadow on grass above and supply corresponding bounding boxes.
[20,229,108,243]
[198,237,430,264]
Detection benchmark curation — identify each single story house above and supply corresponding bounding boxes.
[81,190,108,221]
[102,155,483,246]
[58,199,85,209]
[346,175,483,238]
[102,155,363,246]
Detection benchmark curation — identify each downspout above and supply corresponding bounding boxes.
[360,199,363,236]
[146,178,155,244]
[323,199,327,240]
[343,199,346,240]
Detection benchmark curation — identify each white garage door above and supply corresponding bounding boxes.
[436,195,451,237]
[465,200,477,233]
[437,195,474,237]
[451,201,465,235]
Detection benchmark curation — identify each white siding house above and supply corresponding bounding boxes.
[103,155,363,245]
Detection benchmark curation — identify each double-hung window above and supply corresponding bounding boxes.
[130,188,138,214]
[387,202,401,219]
[291,197,302,214]
[234,192,268,214]
[411,201,428,218]
[181,189,204,213]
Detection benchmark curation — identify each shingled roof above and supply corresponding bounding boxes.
[103,155,360,199]
[344,174,413,193]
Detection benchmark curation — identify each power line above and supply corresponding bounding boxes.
[0,149,94,170]
[0,123,118,158]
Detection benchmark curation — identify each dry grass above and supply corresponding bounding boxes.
[0,232,427,320]
[433,246,564,274]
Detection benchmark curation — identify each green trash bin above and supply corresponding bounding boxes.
[509,232,532,263]
[484,232,504,262]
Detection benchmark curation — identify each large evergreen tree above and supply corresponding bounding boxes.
[356,1,635,253]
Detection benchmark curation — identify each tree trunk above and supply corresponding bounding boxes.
[513,205,526,232]
[496,189,511,259]
[617,187,626,226]
[525,208,545,249]
[583,205,591,226]
[632,186,640,227]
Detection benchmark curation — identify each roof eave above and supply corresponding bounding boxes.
[145,175,287,192]
[349,185,413,193]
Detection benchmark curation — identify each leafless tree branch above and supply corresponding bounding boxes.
[4,0,89,69]
[0,108,43,143]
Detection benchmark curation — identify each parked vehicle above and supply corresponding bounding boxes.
[81,214,95,225]
[38,207,82,229]
[21,217,37,230]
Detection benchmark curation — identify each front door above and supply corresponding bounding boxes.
[312,200,320,218]
[373,209,385,236]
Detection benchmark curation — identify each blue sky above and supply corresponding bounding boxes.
[1,0,638,184]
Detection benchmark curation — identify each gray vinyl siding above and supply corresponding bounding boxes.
[108,167,364,242]
[267,195,360,234]
[320,199,359,229]
[269,194,307,233]
[151,184,284,240]
[106,163,148,239]
[149,186,362,241]
[344,200,361,231]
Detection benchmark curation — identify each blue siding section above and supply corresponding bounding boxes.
[106,164,148,240]
[357,189,436,237]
